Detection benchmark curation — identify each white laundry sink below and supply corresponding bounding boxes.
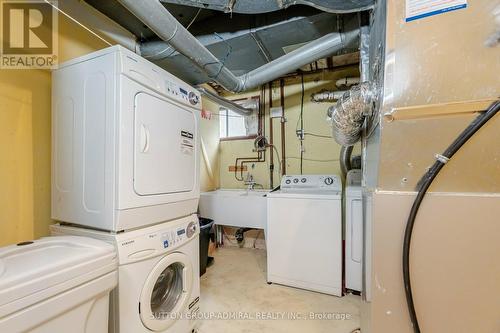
[199,189,269,229]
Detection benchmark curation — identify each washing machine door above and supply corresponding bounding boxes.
[139,252,193,331]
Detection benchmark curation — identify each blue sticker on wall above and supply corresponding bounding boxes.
[406,0,467,22]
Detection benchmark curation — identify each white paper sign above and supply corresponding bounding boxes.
[406,0,467,22]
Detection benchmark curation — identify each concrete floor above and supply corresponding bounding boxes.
[198,247,361,333]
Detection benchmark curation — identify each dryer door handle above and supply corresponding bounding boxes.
[140,123,150,153]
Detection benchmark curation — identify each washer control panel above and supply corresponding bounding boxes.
[116,216,199,264]
[281,174,341,191]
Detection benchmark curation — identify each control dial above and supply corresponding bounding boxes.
[324,177,334,185]
[188,91,199,105]
[186,222,197,238]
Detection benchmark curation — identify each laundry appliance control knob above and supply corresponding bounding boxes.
[324,177,334,185]
[188,91,199,105]
[187,222,197,238]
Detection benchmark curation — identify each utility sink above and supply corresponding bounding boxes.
[199,189,269,230]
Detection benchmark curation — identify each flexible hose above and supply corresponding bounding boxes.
[340,145,354,178]
[403,100,500,333]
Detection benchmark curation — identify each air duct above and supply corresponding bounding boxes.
[197,87,252,116]
[335,77,360,88]
[117,0,358,92]
[334,24,371,178]
[359,25,370,82]
[328,82,376,146]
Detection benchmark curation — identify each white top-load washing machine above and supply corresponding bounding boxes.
[345,169,363,292]
[52,45,201,232]
[51,214,200,333]
[266,175,343,296]
[0,236,117,333]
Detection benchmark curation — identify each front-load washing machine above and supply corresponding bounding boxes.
[52,45,201,232]
[51,215,200,333]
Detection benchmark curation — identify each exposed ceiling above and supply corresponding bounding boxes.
[85,0,370,85]
[158,0,373,14]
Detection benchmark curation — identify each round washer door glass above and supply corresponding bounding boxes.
[140,253,193,331]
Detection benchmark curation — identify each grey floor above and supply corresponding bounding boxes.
[197,247,361,333]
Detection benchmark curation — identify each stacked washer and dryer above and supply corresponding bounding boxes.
[50,45,202,333]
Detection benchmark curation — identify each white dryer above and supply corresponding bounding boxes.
[345,169,363,292]
[50,215,200,333]
[52,45,201,232]
[266,175,343,296]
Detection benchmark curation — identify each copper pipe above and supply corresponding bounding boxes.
[268,82,274,188]
[233,86,267,182]
[234,156,260,181]
[241,151,265,181]
[279,78,286,176]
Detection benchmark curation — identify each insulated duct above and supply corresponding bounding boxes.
[159,0,374,14]
[328,82,376,146]
[196,87,252,116]
[117,0,358,92]
[335,77,360,88]
[331,24,372,159]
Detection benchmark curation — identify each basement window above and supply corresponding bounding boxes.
[219,96,261,140]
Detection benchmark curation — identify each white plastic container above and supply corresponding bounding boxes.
[0,236,117,333]
[345,169,363,292]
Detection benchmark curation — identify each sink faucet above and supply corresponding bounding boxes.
[244,174,256,190]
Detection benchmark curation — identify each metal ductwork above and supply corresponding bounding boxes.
[335,25,371,176]
[197,87,252,116]
[159,0,374,14]
[359,26,370,82]
[336,77,360,88]
[328,82,376,146]
[117,0,359,92]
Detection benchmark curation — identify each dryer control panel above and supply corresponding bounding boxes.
[280,174,341,192]
[120,46,201,109]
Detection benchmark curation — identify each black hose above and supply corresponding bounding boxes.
[403,100,500,333]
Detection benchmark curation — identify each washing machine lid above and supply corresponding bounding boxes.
[0,236,116,308]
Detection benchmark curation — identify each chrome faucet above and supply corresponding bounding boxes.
[244,174,256,190]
